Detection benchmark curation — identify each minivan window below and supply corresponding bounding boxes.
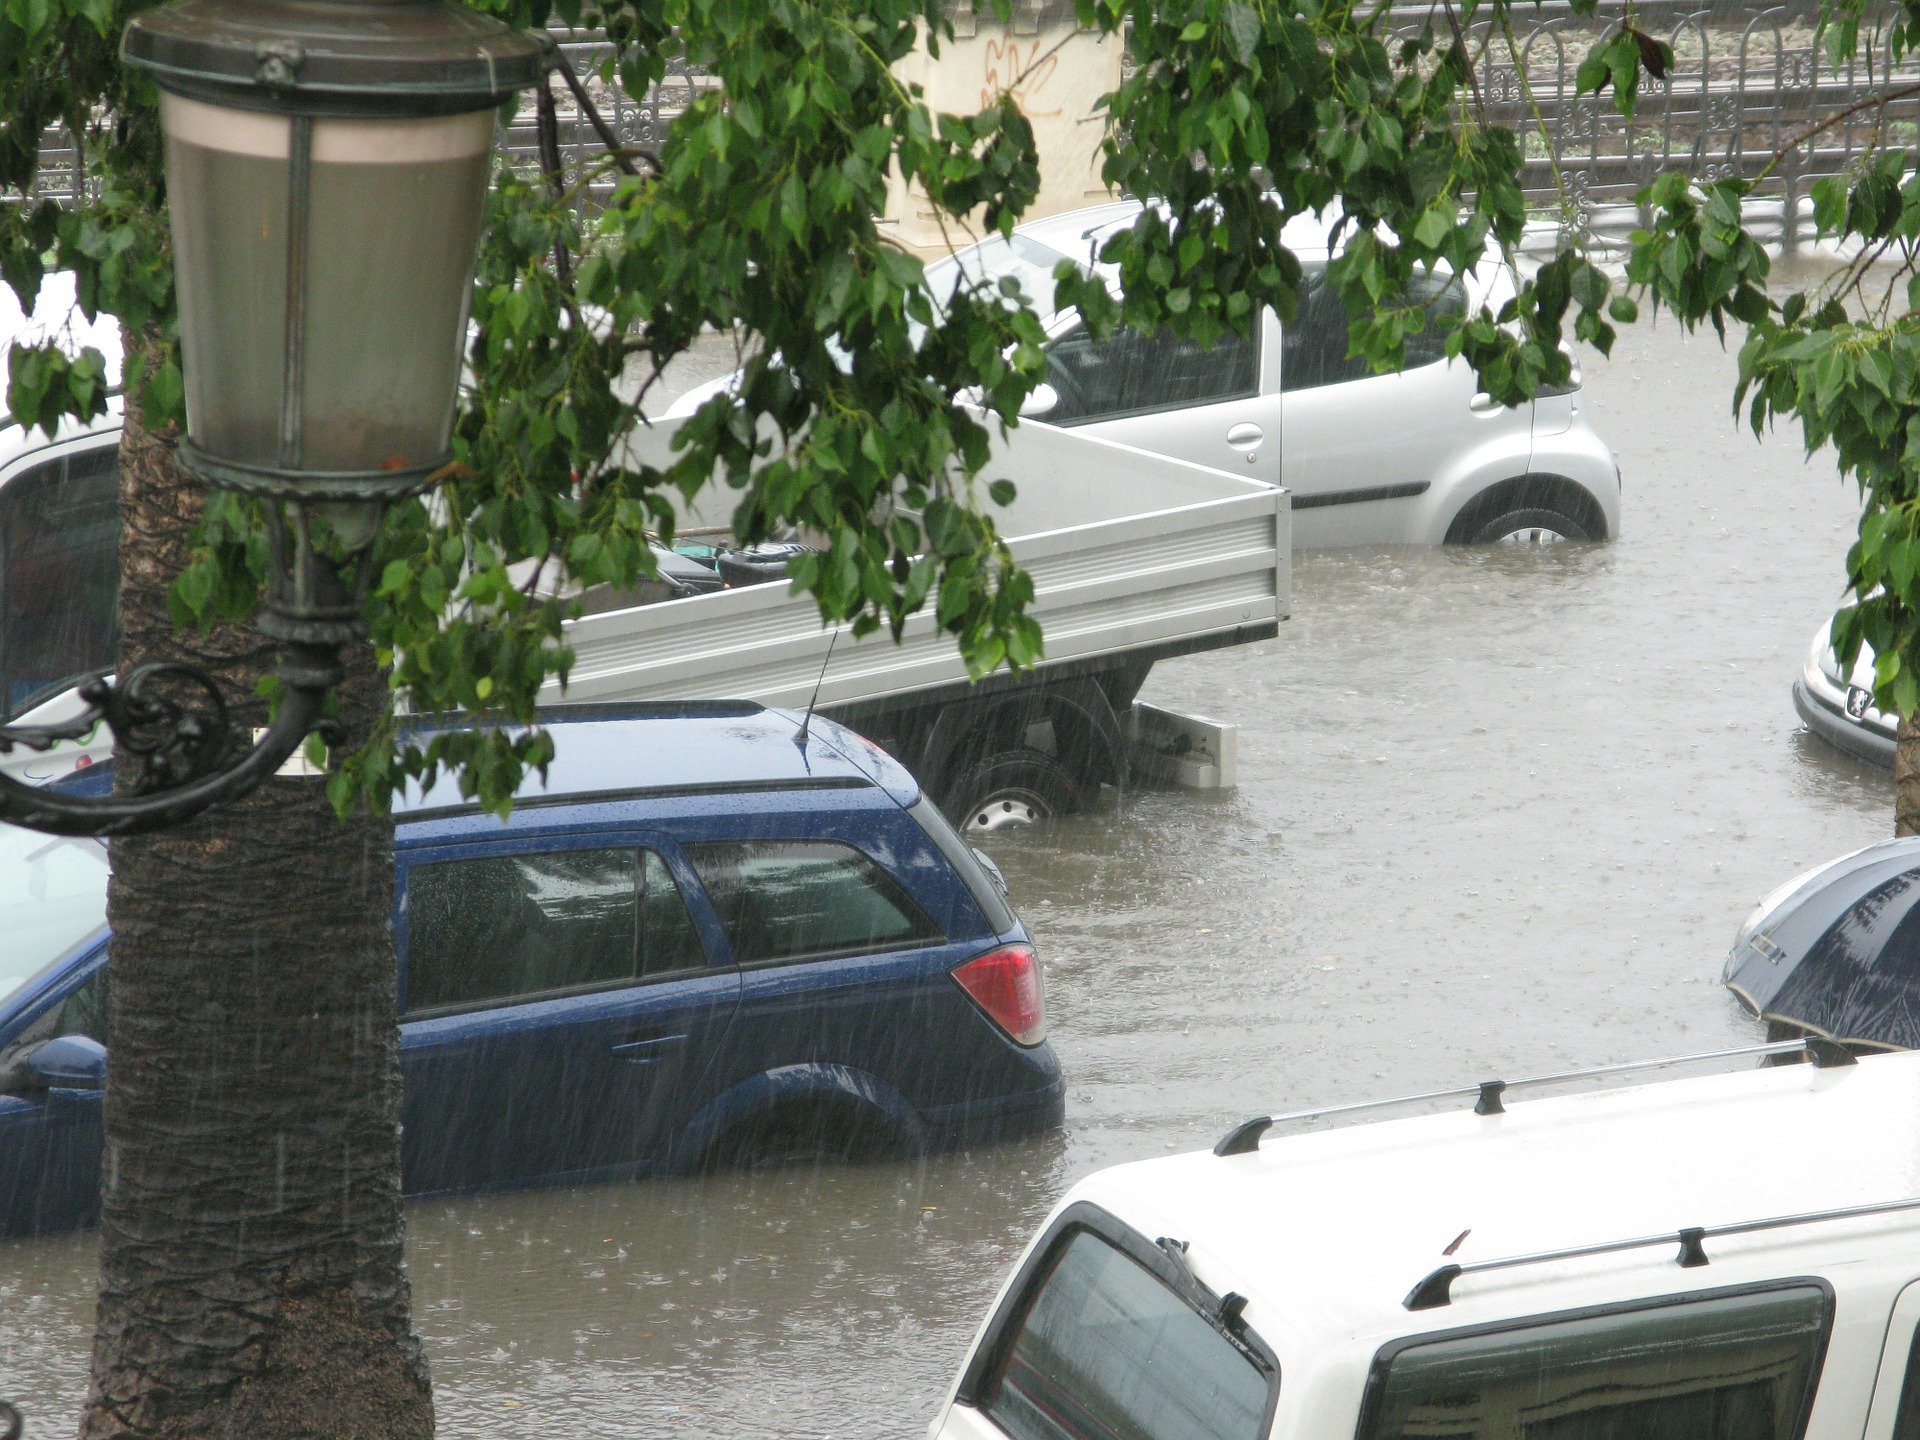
[0,447,120,717]
[686,840,940,965]
[983,1227,1273,1440]
[404,845,704,1012]
[1360,1284,1830,1440]
[1043,322,1259,425]
[923,232,1083,328]
[1282,264,1465,392]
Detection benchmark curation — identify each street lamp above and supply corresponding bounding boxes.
[0,0,548,836]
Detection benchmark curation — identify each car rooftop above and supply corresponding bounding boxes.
[400,702,917,815]
[1076,1048,1920,1347]
[0,271,124,470]
[1011,199,1351,266]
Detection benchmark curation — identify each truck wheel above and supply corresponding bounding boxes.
[949,750,1083,834]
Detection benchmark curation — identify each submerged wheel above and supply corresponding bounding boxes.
[1447,477,1605,547]
[700,1102,902,1173]
[949,749,1082,835]
[1469,505,1593,545]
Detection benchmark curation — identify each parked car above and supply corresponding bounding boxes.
[0,273,124,765]
[0,703,1063,1237]
[928,1039,1920,1440]
[1793,612,1896,768]
[670,201,1623,548]
[1723,836,1920,1051]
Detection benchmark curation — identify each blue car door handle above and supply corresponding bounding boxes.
[611,1031,688,1063]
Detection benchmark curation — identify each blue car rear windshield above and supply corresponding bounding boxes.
[0,827,107,1004]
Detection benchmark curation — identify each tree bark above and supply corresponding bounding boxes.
[1900,713,1920,837]
[80,375,431,1437]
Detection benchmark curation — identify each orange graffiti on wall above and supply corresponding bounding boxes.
[981,29,1063,117]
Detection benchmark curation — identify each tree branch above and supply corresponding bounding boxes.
[534,75,574,293]
[1761,78,1920,176]
[552,48,660,179]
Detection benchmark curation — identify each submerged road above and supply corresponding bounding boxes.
[0,278,1891,1436]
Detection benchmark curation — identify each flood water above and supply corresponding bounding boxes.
[0,291,1894,1436]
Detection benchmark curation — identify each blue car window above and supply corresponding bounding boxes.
[405,846,643,1012]
[54,966,107,1042]
[909,796,1016,934]
[638,849,704,979]
[685,840,941,965]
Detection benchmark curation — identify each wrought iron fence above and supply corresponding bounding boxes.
[498,33,714,207]
[1444,2,1920,250]
[25,6,1920,252]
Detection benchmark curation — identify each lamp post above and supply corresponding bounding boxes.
[0,0,548,836]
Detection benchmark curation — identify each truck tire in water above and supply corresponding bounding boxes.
[949,749,1083,835]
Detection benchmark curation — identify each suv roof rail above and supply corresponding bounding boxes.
[1212,1035,1855,1158]
[1404,1189,1920,1311]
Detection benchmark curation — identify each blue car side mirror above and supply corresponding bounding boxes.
[27,1035,107,1091]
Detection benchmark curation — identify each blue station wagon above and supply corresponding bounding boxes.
[0,704,1064,1237]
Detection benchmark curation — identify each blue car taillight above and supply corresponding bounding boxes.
[952,944,1048,1046]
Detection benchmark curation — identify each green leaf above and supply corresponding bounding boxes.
[1412,205,1453,249]
[1223,3,1260,63]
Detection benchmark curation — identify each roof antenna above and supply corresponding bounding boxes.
[793,626,840,753]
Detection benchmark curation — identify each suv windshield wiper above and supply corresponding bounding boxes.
[1155,1235,1267,1370]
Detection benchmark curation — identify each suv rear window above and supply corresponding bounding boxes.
[983,1228,1274,1440]
[686,840,941,965]
[1360,1283,1830,1440]
[909,796,1016,934]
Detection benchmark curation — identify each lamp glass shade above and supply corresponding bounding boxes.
[161,93,492,476]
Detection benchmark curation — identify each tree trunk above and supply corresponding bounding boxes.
[1900,713,1920,837]
[80,381,431,1437]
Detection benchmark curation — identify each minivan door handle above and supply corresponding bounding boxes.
[1469,392,1507,414]
[610,1031,688,1063]
[1226,422,1264,449]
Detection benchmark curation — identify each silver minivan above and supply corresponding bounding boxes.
[670,201,1623,549]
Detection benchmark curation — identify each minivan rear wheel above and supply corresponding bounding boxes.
[1470,505,1592,545]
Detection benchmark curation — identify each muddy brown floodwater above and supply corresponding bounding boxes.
[0,287,1895,1437]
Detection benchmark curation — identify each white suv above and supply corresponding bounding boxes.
[0,273,122,784]
[931,1041,1920,1440]
[670,202,1622,548]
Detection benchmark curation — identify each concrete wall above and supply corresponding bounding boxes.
[884,0,1121,258]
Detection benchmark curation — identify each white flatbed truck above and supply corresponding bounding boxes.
[0,394,1289,824]
[555,416,1289,829]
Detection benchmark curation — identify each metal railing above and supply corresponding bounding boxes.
[26,6,1920,250]
[1447,2,1920,250]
